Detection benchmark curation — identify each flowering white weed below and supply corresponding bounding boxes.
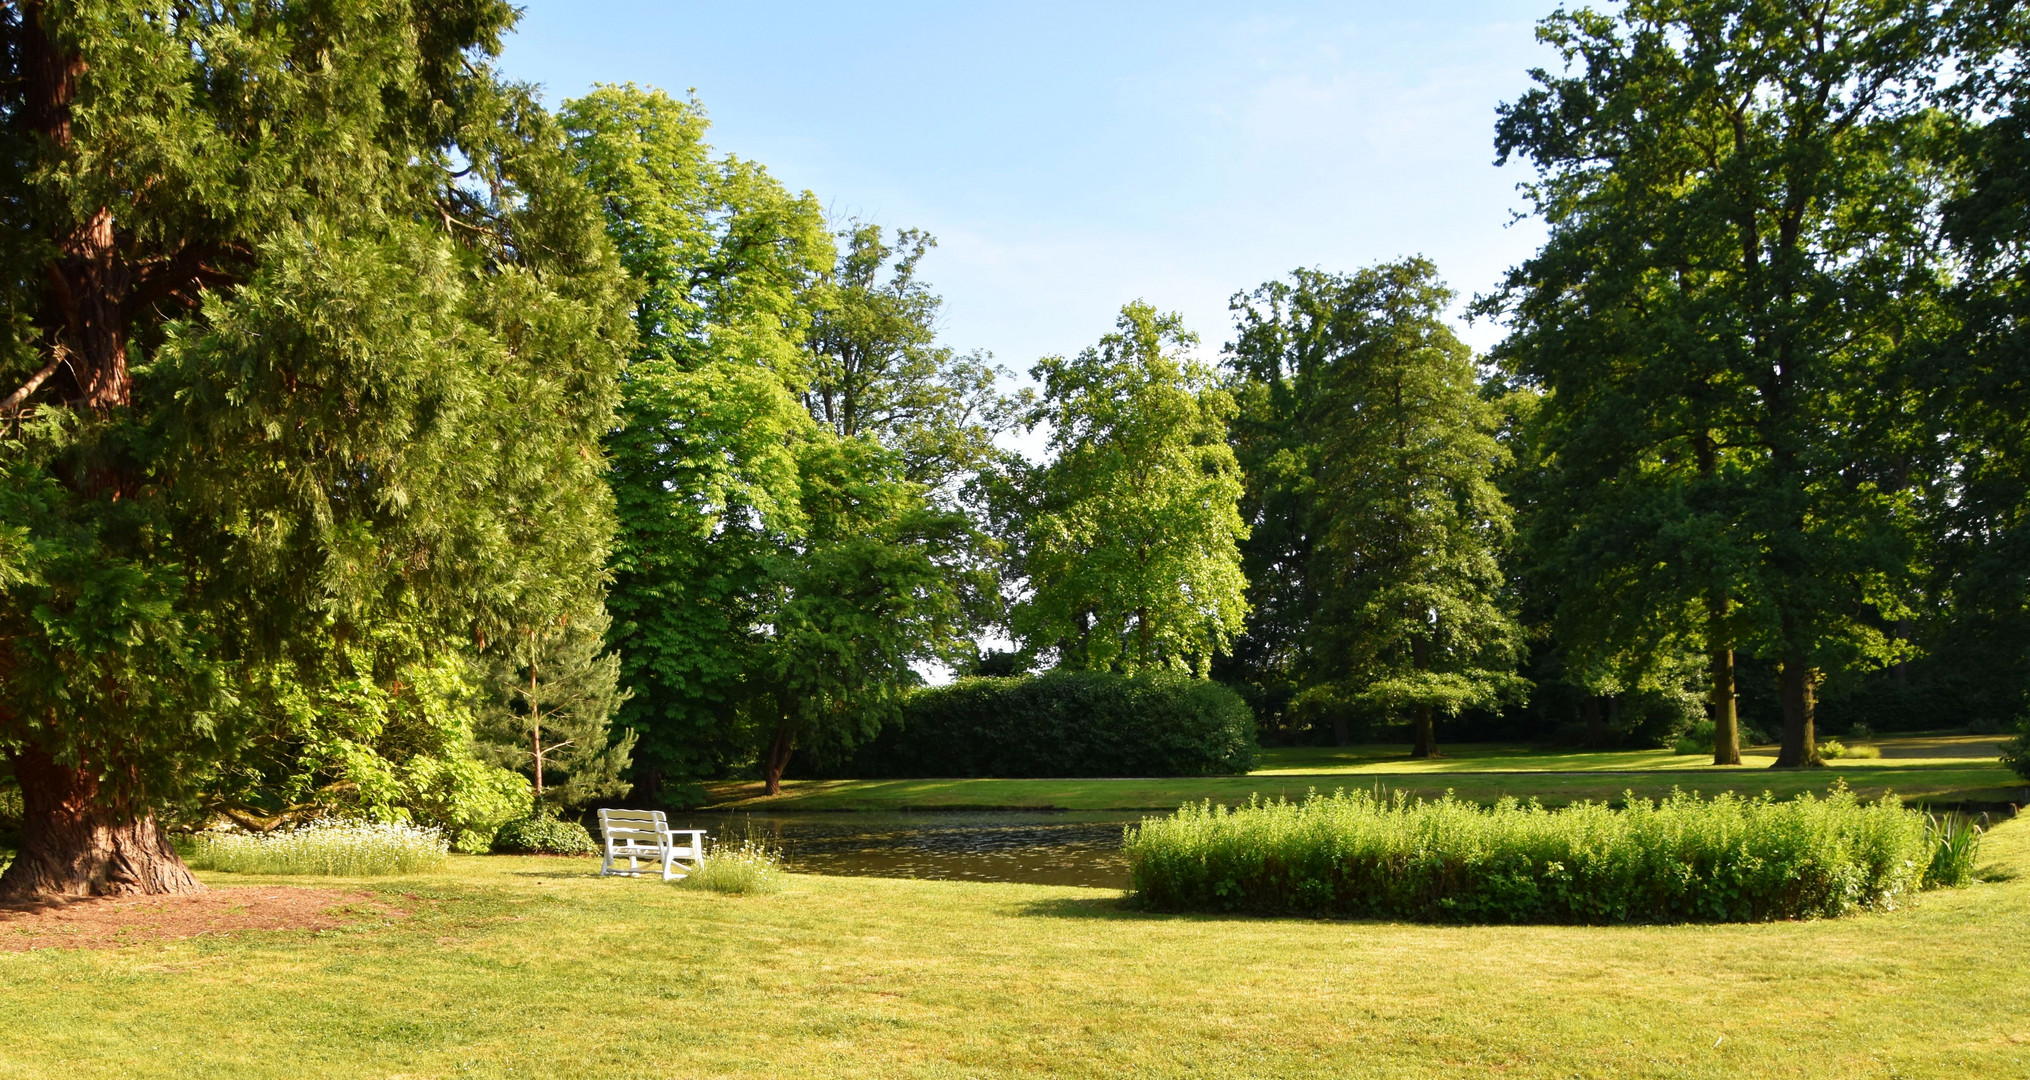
[676,838,785,894]
[181,820,449,876]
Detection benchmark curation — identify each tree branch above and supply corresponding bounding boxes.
[0,348,66,413]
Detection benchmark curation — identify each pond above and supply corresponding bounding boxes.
[685,810,1145,890]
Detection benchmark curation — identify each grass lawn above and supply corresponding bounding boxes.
[2,820,2027,1078]
[707,735,2026,811]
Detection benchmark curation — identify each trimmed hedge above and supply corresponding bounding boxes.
[1125,787,1961,923]
[828,671,1256,778]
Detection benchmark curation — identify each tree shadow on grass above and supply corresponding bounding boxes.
[1008,895,1143,919]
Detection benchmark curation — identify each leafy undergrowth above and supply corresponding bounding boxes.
[177,820,449,876]
[1125,786,1974,922]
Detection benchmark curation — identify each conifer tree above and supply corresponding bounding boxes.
[476,605,634,815]
[1272,262,1523,757]
[0,2,629,895]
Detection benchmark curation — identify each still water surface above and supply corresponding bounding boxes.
[687,811,1145,890]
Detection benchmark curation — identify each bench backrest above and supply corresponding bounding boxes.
[598,808,669,845]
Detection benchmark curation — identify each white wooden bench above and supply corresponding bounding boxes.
[597,809,706,881]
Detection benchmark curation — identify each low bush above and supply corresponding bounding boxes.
[1124,786,1956,923]
[491,814,598,856]
[818,671,1256,778]
[1817,739,1881,760]
[677,839,785,895]
[179,820,449,876]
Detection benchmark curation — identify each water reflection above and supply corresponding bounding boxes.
[689,811,1141,890]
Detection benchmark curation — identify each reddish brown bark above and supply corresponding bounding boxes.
[0,6,203,897]
[763,726,795,797]
[0,748,202,900]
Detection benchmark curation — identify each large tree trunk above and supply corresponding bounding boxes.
[0,748,202,899]
[1707,601,1742,766]
[1408,634,1439,759]
[1410,705,1437,759]
[1331,715,1351,747]
[762,725,795,797]
[1774,654,1821,768]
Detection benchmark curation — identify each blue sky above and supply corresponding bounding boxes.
[499,0,1559,372]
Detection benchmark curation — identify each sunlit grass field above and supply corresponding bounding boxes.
[2,819,2026,1078]
[707,735,2024,811]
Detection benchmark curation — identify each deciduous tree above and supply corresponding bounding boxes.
[1486,0,1946,767]
[1012,304,1249,675]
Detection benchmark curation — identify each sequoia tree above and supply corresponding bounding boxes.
[0,2,630,895]
[1487,0,1945,766]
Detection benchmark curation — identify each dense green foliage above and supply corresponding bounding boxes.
[1125,787,1954,923]
[0,0,628,894]
[575,85,994,796]
[827,672,1256,779]
[474,604,634,815]
[490,814,598,857]
[1484,0,1947,765]
[1224,262,1521,756]
[9,0,2030,901]
[1007,304,1249,675]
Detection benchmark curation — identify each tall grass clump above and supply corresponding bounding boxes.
[675,839,785,895]
[1125,786,1950,923]
[1922,812,1985,888]
[180,820,449,876]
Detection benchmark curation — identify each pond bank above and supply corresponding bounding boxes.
[706,761,2025,813]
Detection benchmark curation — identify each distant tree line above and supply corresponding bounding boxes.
[3,0,2029,897]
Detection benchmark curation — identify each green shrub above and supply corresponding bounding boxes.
[178,820,449,876]
[676,839,785,894]
[2004,719,2030,781]
[491,814,598,856]
[1818,739,1880,760]
[819,671,1256,778]
[1124,786,1945,923]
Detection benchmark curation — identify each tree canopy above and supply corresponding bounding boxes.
[1010,303,1250,676]
[0,0,630,894]
[1484,0,1947,766]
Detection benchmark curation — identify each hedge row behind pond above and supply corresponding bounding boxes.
[1124,787,1962,923]
[829,671,1256,778]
